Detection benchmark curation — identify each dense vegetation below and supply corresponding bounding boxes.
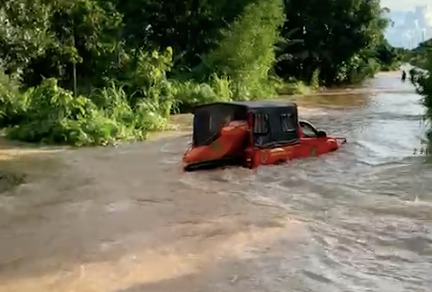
[0,0,401,145]
[404,39,432,70]
[405,38,432,149]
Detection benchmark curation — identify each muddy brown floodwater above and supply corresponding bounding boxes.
[0,72,431,292]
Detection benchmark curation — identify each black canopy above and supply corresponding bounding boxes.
[192,101,299,147]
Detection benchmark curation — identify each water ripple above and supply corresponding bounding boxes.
[175,75,431,291]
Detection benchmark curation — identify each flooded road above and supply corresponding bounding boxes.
[0,72,431,291]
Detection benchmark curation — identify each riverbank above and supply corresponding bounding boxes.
[0,71,404,152]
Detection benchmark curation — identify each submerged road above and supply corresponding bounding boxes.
[0,72,431,292]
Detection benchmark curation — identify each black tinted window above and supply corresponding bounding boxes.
[254,114,269,134]
[281,113,296,132]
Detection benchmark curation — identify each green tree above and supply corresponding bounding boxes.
[0,0,52,74]
[203,0,285,98]
[23,0,122,92]
[0,0,410,146]
[278,0,389,85]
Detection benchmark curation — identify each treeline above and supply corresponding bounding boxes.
[0,0,400,145]
[404,39,432,70]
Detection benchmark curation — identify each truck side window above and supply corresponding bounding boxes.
[300,121,317,138]
[253,114,269,134]
[280,113,296,132]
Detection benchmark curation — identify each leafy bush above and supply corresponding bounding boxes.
[6,78,116,145]
[4,78,170,146]
[90,82,170,136]
[409,52,432,150]
[410,61,432,113]
[279,80,312,95]
[0,46,181,146]
[0,70,28,127]
[334,54,381,84]
[171,74,232,112]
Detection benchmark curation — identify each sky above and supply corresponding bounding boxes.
[381,0,430,11]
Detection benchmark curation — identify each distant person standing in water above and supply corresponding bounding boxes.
[401,70,406,82]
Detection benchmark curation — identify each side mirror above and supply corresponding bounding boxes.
[317,130,327,138]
